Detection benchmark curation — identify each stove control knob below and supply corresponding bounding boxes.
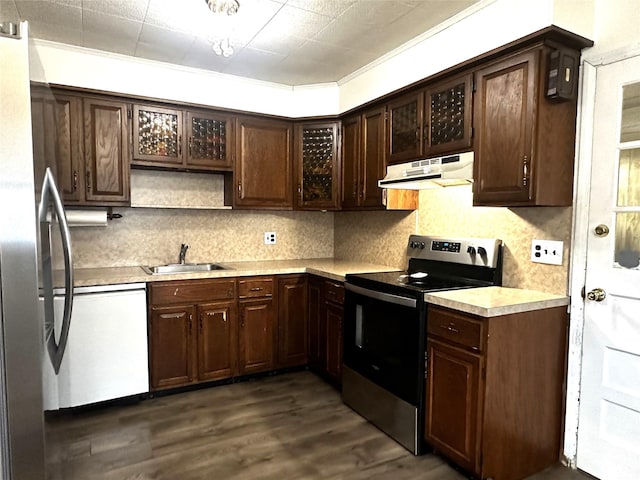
[410,241,417,248]
[477,246,487,256]
[467,246,476,255]
[419,242,426,249]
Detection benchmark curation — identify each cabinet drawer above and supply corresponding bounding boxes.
[324,280,344,304]
[427,307,484,352]
[150,279,235,305]
[238,277,274,299]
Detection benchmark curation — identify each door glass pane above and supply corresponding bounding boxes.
[621,82,640,142]
[617,148,640,206]
[614,212,640,269]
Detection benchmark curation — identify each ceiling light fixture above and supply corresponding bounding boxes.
[205,0,240,57]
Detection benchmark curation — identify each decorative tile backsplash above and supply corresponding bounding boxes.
[130,170,229,209]
[65,208,334,269]
[334,210,417,269]
[66,176,571,295]
[334,186,572,295]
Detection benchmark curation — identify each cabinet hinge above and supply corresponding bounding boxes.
[384,111,389,121]
[472,80,477,93]
[127,107,132,119]
[471,126,475,139]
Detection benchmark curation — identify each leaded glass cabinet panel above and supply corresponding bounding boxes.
[187,111,233,170]
[424,73,473,157]
[387,91,424,164]
[133,105,183,165]
[295,121,340,210]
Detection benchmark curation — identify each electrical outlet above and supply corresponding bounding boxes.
[531,239,563,265]
[264,232,276,245]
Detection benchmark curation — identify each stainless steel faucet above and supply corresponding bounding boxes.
[179,243,189,264]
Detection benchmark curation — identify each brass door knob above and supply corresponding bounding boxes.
[586,288,607,302]
[594,224,610,237]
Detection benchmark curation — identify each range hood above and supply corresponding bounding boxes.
[378,151,473,190]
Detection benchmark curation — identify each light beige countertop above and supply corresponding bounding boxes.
[64,258,400,287]
[425,286,569,317]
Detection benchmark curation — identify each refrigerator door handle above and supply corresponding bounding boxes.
[38,167,74,374]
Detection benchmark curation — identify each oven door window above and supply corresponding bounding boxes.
[344,289,422,406]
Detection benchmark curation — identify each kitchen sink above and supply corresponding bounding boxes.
[141,263,228,275]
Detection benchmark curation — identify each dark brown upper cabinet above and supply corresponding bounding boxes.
[341,107,386,210]
[294,121,341,210]
[31,88,84,204]
[424,73,473,157]
[386,73,473,165]
[83,97,131,204]
[473,45,578,206]
[386,91,424,164]
[234,116,293,209]
[131,104,233,172]
[31,87,131,206]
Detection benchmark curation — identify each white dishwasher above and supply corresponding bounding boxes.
[42,283,149,410]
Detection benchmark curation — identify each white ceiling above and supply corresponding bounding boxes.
[1,0,482,85]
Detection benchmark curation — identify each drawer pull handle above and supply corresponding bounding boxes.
[249,287,263,292]
[440,323,460,334]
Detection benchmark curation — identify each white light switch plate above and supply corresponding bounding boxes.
[531,239,563,265]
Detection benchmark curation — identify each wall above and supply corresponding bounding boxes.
[334,187,572,295]
[334,210,417,270]
[417,187,572,295]
[29,40,340,118]
[64,208,333,269]
[28,1,596,118]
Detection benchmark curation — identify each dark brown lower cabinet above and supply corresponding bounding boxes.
[424,305,568,480]
[149,305,195,389]
[197,301,237,382]
[425,339,480,472]
[276,275,308,368]
[238,298,275,375]
[308,276,344,386]
[308,276,324,372]
[324,301,343,383]
[148,279,236,390]
[147,274,331,391]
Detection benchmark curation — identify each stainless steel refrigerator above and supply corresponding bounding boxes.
[0,22,73,479]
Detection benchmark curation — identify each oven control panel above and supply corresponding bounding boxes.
[407,235,503,267]
[431,241,461,253]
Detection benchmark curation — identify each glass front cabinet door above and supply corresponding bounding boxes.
[386,73,473,164]
[424,73,473,157]
[294,122,341,210]
[132,104,232,171]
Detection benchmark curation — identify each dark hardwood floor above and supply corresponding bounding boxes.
[45,371,593,480]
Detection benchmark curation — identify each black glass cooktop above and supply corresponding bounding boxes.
[345,270,471,298]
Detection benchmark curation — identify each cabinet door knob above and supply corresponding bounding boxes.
[522,155,529,186]
[73,171,78,191]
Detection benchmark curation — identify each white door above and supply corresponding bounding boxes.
[576,54,640,479]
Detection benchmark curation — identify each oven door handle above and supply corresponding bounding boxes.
[345,283,417,308]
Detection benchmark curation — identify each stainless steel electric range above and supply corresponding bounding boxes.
[342,234,503,454]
